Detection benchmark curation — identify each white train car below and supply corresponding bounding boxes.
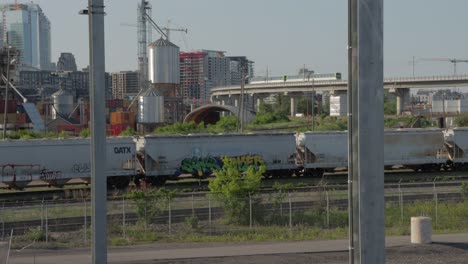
[444,128,468,169]
[0,137,136,189]
[296,131,348,177]
[138,133,298,182]
[298,129,446,176]
[384,129,446,171]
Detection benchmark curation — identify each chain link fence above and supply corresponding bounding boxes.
[0,184,466,249]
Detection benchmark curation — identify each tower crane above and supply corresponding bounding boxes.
[419,58,468,75]
[161,20,188,42]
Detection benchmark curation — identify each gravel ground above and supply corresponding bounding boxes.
[125,242,468,264]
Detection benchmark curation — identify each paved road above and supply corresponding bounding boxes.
[9,233,468,264]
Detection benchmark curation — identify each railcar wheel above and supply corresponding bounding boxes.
[107,176,131,189]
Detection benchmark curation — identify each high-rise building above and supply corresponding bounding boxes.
[228,56,254,85]
[111,71,139,99]
[19,70,112,100]
[0,3,53,70]
[57,52,77,72]
[180,50,231,104]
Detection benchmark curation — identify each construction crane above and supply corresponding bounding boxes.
[419,58,468,75]
[162,20,188,42]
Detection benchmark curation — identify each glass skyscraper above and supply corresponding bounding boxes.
[0,3,52,70]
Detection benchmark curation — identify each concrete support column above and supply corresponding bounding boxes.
[290,97,298,117]
[349,0,385,263]
[256,97,262,111]
[395,88,410,115]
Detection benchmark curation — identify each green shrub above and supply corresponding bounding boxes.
[185,215,199,230]
[26,227,46,241]
[209,157,265,225]
[454,113,468,127]
[119,127,136,136]
[461,182,468,198]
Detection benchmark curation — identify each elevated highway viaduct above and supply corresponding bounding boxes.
[210,75,468,116]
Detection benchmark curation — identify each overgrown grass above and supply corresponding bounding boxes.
[10,199,468,249]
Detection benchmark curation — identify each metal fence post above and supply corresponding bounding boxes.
[45,203,48,244]
[288,192,292,229]
[434,192,438,226]
[122,197,126,239]
[41,199,44,232]
[191,194,195,215]
[249,194,252,229]
[208,196,212,229]
[279,190,283,216]
[326,191,330,228]
[168,198,172,236]
[84,200,87,245]
[399,183,403,221]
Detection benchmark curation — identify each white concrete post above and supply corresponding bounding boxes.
[411,217,432,244]
[290,97,297,117]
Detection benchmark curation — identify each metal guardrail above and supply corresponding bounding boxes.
[211,75,468,94]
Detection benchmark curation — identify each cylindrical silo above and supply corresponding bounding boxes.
[138,87,164,124]
[52,89,74,119]
[148,38,180,85]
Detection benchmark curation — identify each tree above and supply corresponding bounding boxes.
[454,113,468,127]
[209,157,265,225]
[384,92,397,115]
[126,187,177,225]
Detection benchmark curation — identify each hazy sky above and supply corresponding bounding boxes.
[25,0,468,77]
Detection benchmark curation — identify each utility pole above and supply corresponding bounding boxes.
[82,0,107,263]
[2,47,11,139]
[348,0,385,263]
[240,70,245,133]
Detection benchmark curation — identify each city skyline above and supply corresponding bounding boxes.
[14,0,468,78]
[0,2,53,70]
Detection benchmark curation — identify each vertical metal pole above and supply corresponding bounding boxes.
[434,192,438,226]
[349,0,385,263]
[88,0,107,263]
[45,203,48,244]
[347,0,355,261]
[191,194,195,215]
[168,198,172,236]
[288,193,292,229]
[399,184,403,221]
[249,194,252,229]
[311,79,315,131]
[6,229,12,264]
[122,197,126,239]
[84,200,87,245]
[240,71,245,133]
[40,199,44,231]
[3,47,10,140]
[208,196,212,228]
[326,191,330,228]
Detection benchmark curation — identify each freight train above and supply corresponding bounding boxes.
[0,128,467,189]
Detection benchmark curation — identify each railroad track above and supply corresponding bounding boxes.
[1,192,463,236]
[0,170,467,204]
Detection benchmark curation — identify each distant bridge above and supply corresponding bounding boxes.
[210,75,468,115]
[211,75,468,97]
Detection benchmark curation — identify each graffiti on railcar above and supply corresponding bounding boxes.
[180,157,222,176]
[226,155,265,171]
[40,168,63,181]
[72,163,91,173]
[1,164,41,177]
[178,155,265,176]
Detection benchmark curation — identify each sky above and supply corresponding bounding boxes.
[20,0,468,78]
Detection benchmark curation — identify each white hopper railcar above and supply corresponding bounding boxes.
[0,137,136,189]
[443,128,468,170]
[137,132,298,183]
[297,129,446,177]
